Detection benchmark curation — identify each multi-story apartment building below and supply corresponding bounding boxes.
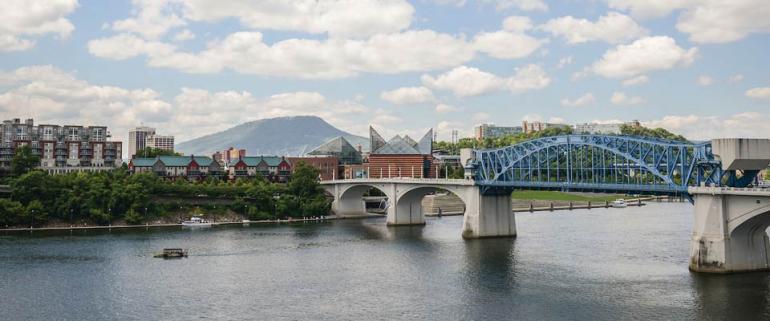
[573,120,641,135]
[0,118,122,173]
[522,120,572,134]
[146,134,175,152]
[474,124,523,140]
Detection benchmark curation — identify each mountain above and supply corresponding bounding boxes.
[176,116,369,157]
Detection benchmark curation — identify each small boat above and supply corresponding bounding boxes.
[182,216,212,227]
[611,199,628,208]
[154,248,188,258]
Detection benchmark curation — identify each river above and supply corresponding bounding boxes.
[1,202,769,320]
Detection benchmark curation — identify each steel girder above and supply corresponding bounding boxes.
[471,135,722,194]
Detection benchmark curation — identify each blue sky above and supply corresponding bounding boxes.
[1,0,769,150]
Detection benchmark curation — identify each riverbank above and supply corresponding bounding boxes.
[0,213,387,232]
[512,195,685,212]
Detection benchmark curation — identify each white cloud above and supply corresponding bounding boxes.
[0,0,77,52]
[380,86,436,105]
[112,0,186,39]
[180,0,414,38]
[89,30,476,79]
[676,0,770,44]
[483,0,548,11]
[502,16,533,32]
[644,112,770,140]
[560,93,595,107]
[610,91,646,105]
[729,74,744,84]
[435,121,469,141]
[746,87,770,100]
[697,75,714,86]
[88,33,176,60]
[606,0,690,19]
[422,66,501,97]
[590,36,698,79]
[540,12,648,44]
[608,0,770,44]
[173,29,195,42]
[473,30,545,59]
[435,103,458,113]
[422,64,550,97]
[622,75,649,86]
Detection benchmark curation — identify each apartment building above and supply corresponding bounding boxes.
[0,118,122,173]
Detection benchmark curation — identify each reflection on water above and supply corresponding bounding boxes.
[2,203,770,320]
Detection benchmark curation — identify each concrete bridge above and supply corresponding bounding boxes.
[322,137,770,273]
[321,178,515,239]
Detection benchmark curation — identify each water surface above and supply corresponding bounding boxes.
[1,203,769,320]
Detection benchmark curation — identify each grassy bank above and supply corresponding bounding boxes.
[510,190,624,202]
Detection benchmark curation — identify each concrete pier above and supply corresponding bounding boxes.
[462,192,516,239]
[690,187,770,273]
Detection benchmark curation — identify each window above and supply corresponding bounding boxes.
[68,128,79,140]
[93,128,103,141]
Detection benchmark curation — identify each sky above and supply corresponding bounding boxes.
[0,0,769,151]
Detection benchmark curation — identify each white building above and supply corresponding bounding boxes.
[146,134,174,152]
[573,120,640,135]
[128,126,155,158]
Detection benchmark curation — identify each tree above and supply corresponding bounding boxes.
[24,200,48,227]
[288,162,322,198]
[620,124,687,142]
[0,199,24,226]
[11,145,40,176]
[133,147,181,158]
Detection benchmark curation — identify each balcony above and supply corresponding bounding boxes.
[234,170,248,176]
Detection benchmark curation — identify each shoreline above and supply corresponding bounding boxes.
[0,213,386,232]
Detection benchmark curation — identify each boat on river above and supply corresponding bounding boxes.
[182,216,212,227]
[153,248,188,258]
[611,199,628,208]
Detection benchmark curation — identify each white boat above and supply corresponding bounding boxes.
[182,216,212,227]
[611,199,628,208]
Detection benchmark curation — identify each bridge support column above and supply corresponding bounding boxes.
[462,189,516,239]
[387,184,425,226]
[689,188,770,273]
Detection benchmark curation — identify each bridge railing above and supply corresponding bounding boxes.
[321,177,475,185]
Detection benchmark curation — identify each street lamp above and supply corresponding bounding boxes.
[30,209,35,229]
[272,193,280,219]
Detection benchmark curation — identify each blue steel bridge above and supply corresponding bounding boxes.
[470,134,733,196]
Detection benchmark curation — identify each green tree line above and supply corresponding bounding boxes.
[0,158,330,228]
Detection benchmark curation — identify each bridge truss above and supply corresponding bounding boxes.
[472,135,724,195]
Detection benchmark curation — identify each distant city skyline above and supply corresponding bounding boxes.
[1,0,769,150]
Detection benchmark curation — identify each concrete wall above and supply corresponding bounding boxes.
[711,138,770,171]
[690,187,770,273]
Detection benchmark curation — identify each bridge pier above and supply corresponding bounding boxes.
[690,187,770,273]
[386,184,426,226]
[462,190,516,239]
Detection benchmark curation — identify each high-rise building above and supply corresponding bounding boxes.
[128,126,155,158]
[474,124,523,140]
[0,118,122,173]
[213,147,246,165]
[146,134,175,152]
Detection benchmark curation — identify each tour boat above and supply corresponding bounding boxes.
[182,216,212,227]
[153,248,188,258]
[611,199,628,208]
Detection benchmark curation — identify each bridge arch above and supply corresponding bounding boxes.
[473,134,722,194]
[327,183,393,217]
[392,185,470,225]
